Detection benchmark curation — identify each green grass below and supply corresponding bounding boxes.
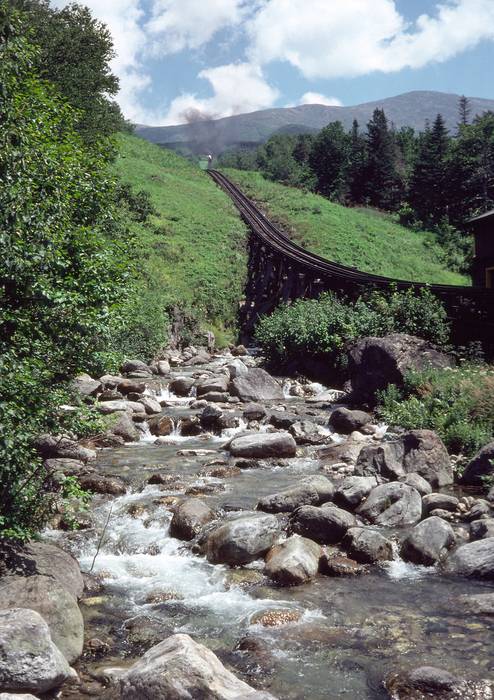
[223,169,469,285]
[112,134,248,346]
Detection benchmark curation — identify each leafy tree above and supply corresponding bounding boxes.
[309,121,349,200]
[256,134,305,186]
[364,109,401,210]
[409,114,450,226]
[0,4,133,537]
[12,0,125,142]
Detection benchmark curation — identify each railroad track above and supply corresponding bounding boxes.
[208,169,494,350]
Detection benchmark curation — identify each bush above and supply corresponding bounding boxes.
[377,365,494,459]
[255,287,450,370]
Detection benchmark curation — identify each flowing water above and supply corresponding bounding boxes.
[49,357,494,699]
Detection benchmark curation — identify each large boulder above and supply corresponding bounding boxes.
[385,666,467,699]
[422,493,459,514]
[169,499,215,541]
[289,421,328,446]
[470,518,494,540]
[355,430,453,487]
[0,575,84,663]
[460,441,494,488]
[357,482,422,528]
[168,377,195,397]
[257,476,334,513]
[226,359,248,380]
[206,513,281,565]
[444,538,494,579]
[70,373,101,398]
[329,407,372,434]
[334,476,377,509]
[138,396,162,415]
[195,375,229,397]
[119,633,276,699]
[347,333,454,404]
[401,516,455,566]
[229,432,296,459]
[342,527,393,563]
[0,608,75,694]
[121,359,152,376]
[265,535,321,585]
[0,541,83,599]
[289,504,356,545]
[109,412,140,442]
[230,368,284,402]
[34,434,95,463]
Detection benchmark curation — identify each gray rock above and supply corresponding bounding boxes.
[34,434,95,463]
[470,518,494,540]
[0,575,83,663]
[121,359,152,375]
[169,377,194,397]
[200,404,223,430]
[99,373,124,387]
[460,441,494,488]
[169,499,215,541]
[117,379,146,395]
[268,411,299,430]
[120,633,276,699]
[487,486,494,503]
[317,437,365,466]
[289,421,328,445]
[137,396,162,415]
[329,407,372,434]
[265,535,322,585]
[400,472,432,495]
[195,375,229,397]
[0,541,83,600]
[444,538,494,578]
[70,373,101,398]
[347,333,454,404]
[230,368,284,402]
[465,499,492,522]
[343,527,394,563]
[97,400,145,415]
[156,360,171,375]
[401,516,455,565]
[78,474,126,496]
[110,412,140,442]
[148,415,174,436]
[206,513,281,565]
[257,476,334,513]
[0,694,40,699]
[458,592,494,615]
[44,458,86,478]
[227,359,248,379]
[198,392,229,403]
[356,430,452,487]
[335,476,377,509]
[357,482,422,528]
[229,432,296,459]
[386,666,461,697]
[290,504,356,545]
[422,493,459,514]
[243,403,266,421]
[0,608,74,693]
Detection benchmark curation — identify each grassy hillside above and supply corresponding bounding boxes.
[223,169,469,285]
[112,134,248,347]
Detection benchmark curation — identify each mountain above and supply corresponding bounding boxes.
[135,91,494,156]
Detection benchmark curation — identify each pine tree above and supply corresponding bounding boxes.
[364,109,401,210]
[309,121,350,200]
[409,114,450,226]
[458,95,471,128]
[345,120,367,203]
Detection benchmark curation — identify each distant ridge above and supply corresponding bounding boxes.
[135,91,494,156]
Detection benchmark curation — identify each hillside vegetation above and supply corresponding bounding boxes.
[112,134,248,345]
[223,169,468,285]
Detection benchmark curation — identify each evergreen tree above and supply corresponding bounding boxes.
[458,95,471,128]
[364,109,401,210]
[409,114,450,225]
[345,120,367,203]
[309,121,349,200]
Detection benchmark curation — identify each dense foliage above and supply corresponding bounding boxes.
[0,5,136,538]
[378,365,494,460]
[13,0,126,141]
[255,288,449,371]
[220,100,494,275]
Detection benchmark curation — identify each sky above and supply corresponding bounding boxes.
[52,0,494,126]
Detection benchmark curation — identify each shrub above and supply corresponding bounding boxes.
[255,287,450,370]
[377,365,494,459]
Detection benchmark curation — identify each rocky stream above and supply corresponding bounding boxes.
[1,339,494,700]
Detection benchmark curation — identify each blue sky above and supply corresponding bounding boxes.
[54,1,494,125]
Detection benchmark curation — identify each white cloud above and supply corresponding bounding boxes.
[160,62,280,125]
[146,0,247,55]
[298,92,342,107]
[248,0,494,78]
